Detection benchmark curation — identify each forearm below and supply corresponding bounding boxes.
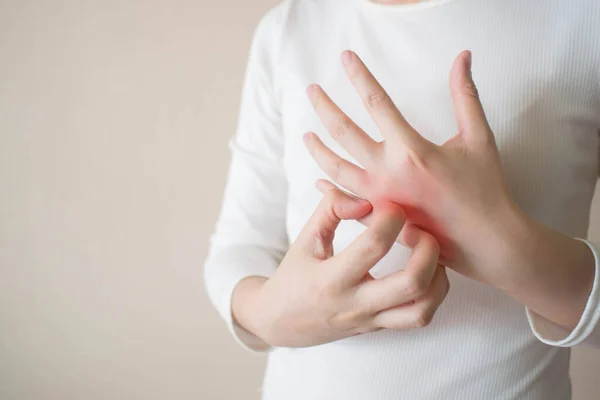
[496,206,595,331]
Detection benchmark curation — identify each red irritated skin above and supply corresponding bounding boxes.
[305,48,595,332]
[314,167,449,258]
[363,170,457,264]
[303,48,518,290]
[315,163,462,269]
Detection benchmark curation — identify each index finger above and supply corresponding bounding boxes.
[341,50,431,151]
[331,201,406,283]
[296,187,372,260]
[316,178,416,248]
[355,229,440,313]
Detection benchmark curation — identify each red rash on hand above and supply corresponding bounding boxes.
[367,190,457,265]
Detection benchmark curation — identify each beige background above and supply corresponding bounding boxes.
[0,0,599,399]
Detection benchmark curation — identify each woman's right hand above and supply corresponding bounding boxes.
[231,187,449,348]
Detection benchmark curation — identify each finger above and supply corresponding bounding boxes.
[449,50,494,147]
[316,178,422,248]
[296,186,373,259]
[316,179,377,230]
[372,265,449,330]
[315,178,339,194]
[315,179,367,203]
[305,84,381,168]
[355,229,440,312]
[304,132,371,199]
[340,50,432,151]
[332,201,406,283]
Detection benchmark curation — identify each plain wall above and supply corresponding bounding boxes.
[0,1,599,399]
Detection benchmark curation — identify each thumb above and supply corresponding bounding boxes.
[316,179,408,246]
[449,50,494,148]
[297,186,373,259]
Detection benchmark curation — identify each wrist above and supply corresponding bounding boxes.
[478,198,534,292]
[493,206,595,329]
[231,276,269,341]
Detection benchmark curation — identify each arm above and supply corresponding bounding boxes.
[513,220,599,347]
[203,4,288,351]
[515,129,600,347]
[483,132,600,347]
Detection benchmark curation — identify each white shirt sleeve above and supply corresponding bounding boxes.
[203,5,288,352]
[525,238,600,348]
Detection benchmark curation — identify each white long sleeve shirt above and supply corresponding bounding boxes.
[203,0,600,398]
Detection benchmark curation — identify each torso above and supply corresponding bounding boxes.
[262,0,600,398]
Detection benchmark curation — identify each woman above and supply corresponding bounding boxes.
[204,0,600,398]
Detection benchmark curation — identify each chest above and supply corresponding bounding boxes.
[276,7,600,243]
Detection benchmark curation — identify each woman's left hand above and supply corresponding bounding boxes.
[303,49,596,331]
[303,49,531,292]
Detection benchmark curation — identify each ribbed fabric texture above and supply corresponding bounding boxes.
[203,0,600,398]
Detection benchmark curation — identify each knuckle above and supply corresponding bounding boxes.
[315,199,335,222]
[450,79,480,101]
[465,81,479,100]
[462,81,480,100]
[419,231,440,254]
[312,231,328,252]
[412,307,435,328]
[325,187,341,201]
[324,187,344,207]
[331,117,350,140]
[414,314,433,329]
[404,274,429,299]
[366,90,389,108]
[362,232,390,257]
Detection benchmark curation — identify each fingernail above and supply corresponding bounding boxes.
[341,50,353,66]
[306,83,320,96]
[303,131,314,144]
[315,180,325,193]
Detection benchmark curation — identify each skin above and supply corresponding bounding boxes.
[232,1,596,345]
[233,187,449,348]
[303,48,595,332]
